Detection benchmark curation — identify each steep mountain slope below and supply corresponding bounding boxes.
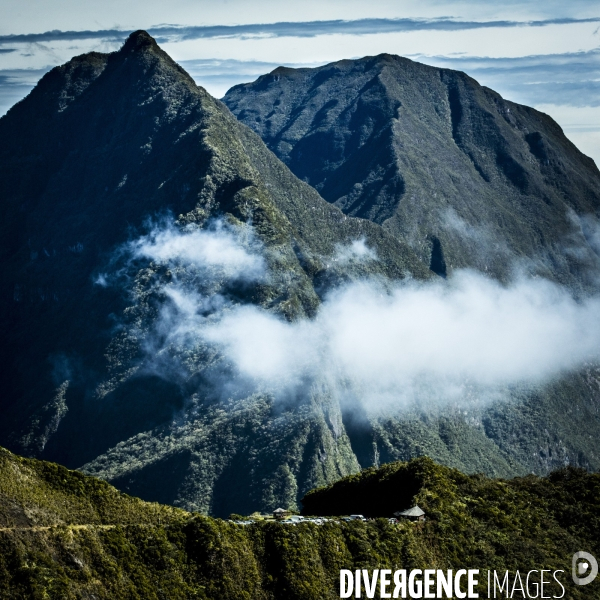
[1,447,598,599]
[1,33,599,518]
[223,55,600,289]
[0,31,431,515]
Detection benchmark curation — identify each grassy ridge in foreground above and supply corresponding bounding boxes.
[1,447,599,598]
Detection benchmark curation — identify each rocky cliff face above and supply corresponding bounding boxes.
[224,54,600,290]
[1,34,599,517]
[223,57,600,491]
[0,32,432,515]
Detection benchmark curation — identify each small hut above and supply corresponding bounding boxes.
[273,508,290,520]
[394,505,425,522]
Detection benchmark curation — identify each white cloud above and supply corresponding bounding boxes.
[94,273,108,287]
[119,220,600,412]
[128,218,266,282]
[200,272,600,406]
[332,238,377,266]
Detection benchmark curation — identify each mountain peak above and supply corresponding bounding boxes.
[224,55,600,288]
[121,30,158,53]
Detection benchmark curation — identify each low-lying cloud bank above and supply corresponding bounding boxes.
[105,219,600,412]
[206,273,600,388]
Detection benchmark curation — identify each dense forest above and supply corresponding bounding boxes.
[1,446,599,598]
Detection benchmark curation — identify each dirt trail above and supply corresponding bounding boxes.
[0,524,117,532]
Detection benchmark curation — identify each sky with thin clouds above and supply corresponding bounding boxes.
[0,0,599,164]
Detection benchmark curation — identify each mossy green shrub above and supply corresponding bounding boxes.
[1,448,599,598]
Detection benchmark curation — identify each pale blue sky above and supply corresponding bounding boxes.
[1,0,599,163]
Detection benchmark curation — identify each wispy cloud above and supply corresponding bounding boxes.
[0,68,51,85]
[0,16,598,46]
[0,68,52,116]
[0,29,129,45]
[1,23,598,159]
[184,48,600,107]
[415,48,600,107]
[127,218,266,282]
[332,239,378,266]
[179,58,322,98]
[100,218,600,414]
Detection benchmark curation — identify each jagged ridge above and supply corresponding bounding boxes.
[224,54,600,289]
[1,33,600,518]
[0,32,430,516]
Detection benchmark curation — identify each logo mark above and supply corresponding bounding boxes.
[572,551,598,586]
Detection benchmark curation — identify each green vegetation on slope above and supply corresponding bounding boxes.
[0,30,428,515]
[2,447,599,598]
[1,30,599,519]
[224,54,600,291]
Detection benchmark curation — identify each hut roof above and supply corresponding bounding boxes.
[395,505,425,517]
[273,508,288,513]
